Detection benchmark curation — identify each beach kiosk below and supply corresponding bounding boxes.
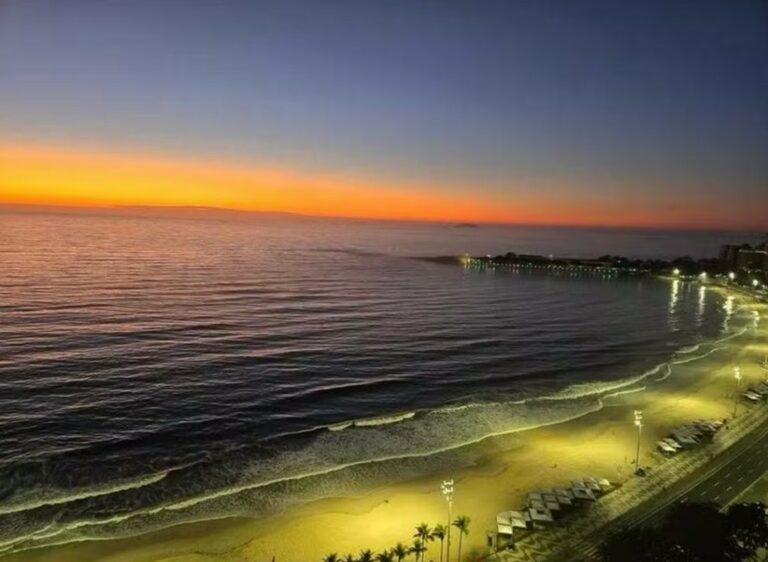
[527,507,555,526]
[570,485,597,502]
[497,510,531,533]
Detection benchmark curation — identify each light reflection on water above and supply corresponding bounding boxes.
[0,211,749,554]
[668,279,680,330]
[698,285,707,325]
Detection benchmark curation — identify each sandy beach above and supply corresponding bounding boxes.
[5,287,767,562]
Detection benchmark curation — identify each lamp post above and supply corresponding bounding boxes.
[733,366,742,418]
[728,271,736,283]
[633,410,643,475]
[442,479,454,562]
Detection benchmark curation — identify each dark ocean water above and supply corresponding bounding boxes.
[0,212,762,554]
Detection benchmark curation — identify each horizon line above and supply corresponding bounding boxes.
[3,142,766,232]
[2,201,765,234]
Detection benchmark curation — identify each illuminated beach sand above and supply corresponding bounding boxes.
[4,293,765,562]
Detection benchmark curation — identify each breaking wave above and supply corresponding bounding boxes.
[1,315,752,556]
[328,411,416,431]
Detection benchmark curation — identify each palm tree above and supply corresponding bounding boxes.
[343,555,357,562]
[375,550,394,562]
[324,554,340,562]
[413,523,432,562]
[409,540,427,562]
[392,542,409,562]
[431,524,447,562]
[452,516,471,562]
[358,549,374,562]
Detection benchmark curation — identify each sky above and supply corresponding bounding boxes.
[1,0,767,228]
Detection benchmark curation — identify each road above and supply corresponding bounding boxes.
[571,413,768,560]
[677,429,768,507]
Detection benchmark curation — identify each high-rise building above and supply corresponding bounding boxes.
[719,244,749,271]
[720,243,768,274]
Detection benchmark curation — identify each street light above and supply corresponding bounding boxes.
[752,279,760,288]
[442,479,454,562]
[633,410,643,475]
[673,268,681,276]
[728,271,736,281]
[733,366,742,418]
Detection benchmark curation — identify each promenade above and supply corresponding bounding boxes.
[487,401,768,562]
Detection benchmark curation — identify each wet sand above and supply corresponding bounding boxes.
[5,289,767,562]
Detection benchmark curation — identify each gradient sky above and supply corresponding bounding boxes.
[1,0,767,228]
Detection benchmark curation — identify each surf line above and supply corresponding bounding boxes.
[3,404,607,550]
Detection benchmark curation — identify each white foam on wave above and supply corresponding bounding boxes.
[676,344,701,355]
[670,345,726,366]
[715,325,749,345]
[5,307,756,554]
[1,396,605,553]
[430,401,492,414]
[329,411,416,431]
[604,386,646,399]
[543,362,666,401]
[654,364,673,382]
[0,470,171,516]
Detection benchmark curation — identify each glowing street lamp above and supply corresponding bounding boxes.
[673,268,681,276]
[752,279,760,288]
[733,366,742,418]
[728,271,736,281]
[442,479,454,562]
[633,410,643,475]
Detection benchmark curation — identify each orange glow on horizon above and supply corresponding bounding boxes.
[1,143,521,223]
[0,142,756,229]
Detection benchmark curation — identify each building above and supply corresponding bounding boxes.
[720,243,768,274]
[720,244,750,271]
[737,248,768,273]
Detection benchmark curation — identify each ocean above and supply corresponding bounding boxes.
[0,210,762,554]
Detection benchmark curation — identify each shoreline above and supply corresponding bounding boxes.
[3,287,766,562]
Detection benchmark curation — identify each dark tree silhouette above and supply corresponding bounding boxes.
[600,527,681,562]
[392,543,409,562]
[727,502,768,559]
[452,516,470,562]
[599,501,768,562]
[431,524,447,562]
[664,502,733,562]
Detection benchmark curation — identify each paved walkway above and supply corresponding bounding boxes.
[486,403,768,562]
